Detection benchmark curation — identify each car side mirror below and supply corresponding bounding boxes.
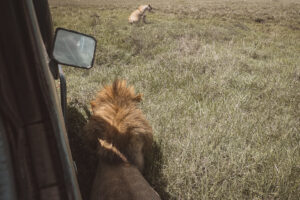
[52,28,97,69]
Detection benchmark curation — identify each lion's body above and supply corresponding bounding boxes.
[128,5,152,24]
[90,161,161,200]
[86,80,160,200]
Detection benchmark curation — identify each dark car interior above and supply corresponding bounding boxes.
[0,0,82,199]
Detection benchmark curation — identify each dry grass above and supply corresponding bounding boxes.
[49,0,300,199]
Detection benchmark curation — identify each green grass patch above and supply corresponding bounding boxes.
[50,1,300,199]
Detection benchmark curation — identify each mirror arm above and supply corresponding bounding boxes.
[58,65,67,125]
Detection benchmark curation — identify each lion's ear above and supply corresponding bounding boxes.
[90,100,96,110]
[133,93,143,102]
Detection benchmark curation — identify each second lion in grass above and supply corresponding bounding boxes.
[129,5,153,24]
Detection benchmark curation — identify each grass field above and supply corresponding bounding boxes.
[49,0,300,199]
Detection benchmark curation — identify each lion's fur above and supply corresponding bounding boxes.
[85,80,153,172]
[86,80,160,200]
[89,160,161,200]
[128,5,153,24]
[97,138,129,163]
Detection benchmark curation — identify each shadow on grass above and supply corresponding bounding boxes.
[144,141,173,200]
[66,105,98,200]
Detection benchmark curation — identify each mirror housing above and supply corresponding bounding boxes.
[52,28,97,69]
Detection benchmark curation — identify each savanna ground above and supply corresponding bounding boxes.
[49,0,300,199]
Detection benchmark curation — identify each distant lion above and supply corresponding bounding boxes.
[85,80,153,172]
[128,5,153,24]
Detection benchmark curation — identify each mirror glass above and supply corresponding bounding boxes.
[52,28,96,69]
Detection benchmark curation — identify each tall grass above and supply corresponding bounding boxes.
[50,0,300,199]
